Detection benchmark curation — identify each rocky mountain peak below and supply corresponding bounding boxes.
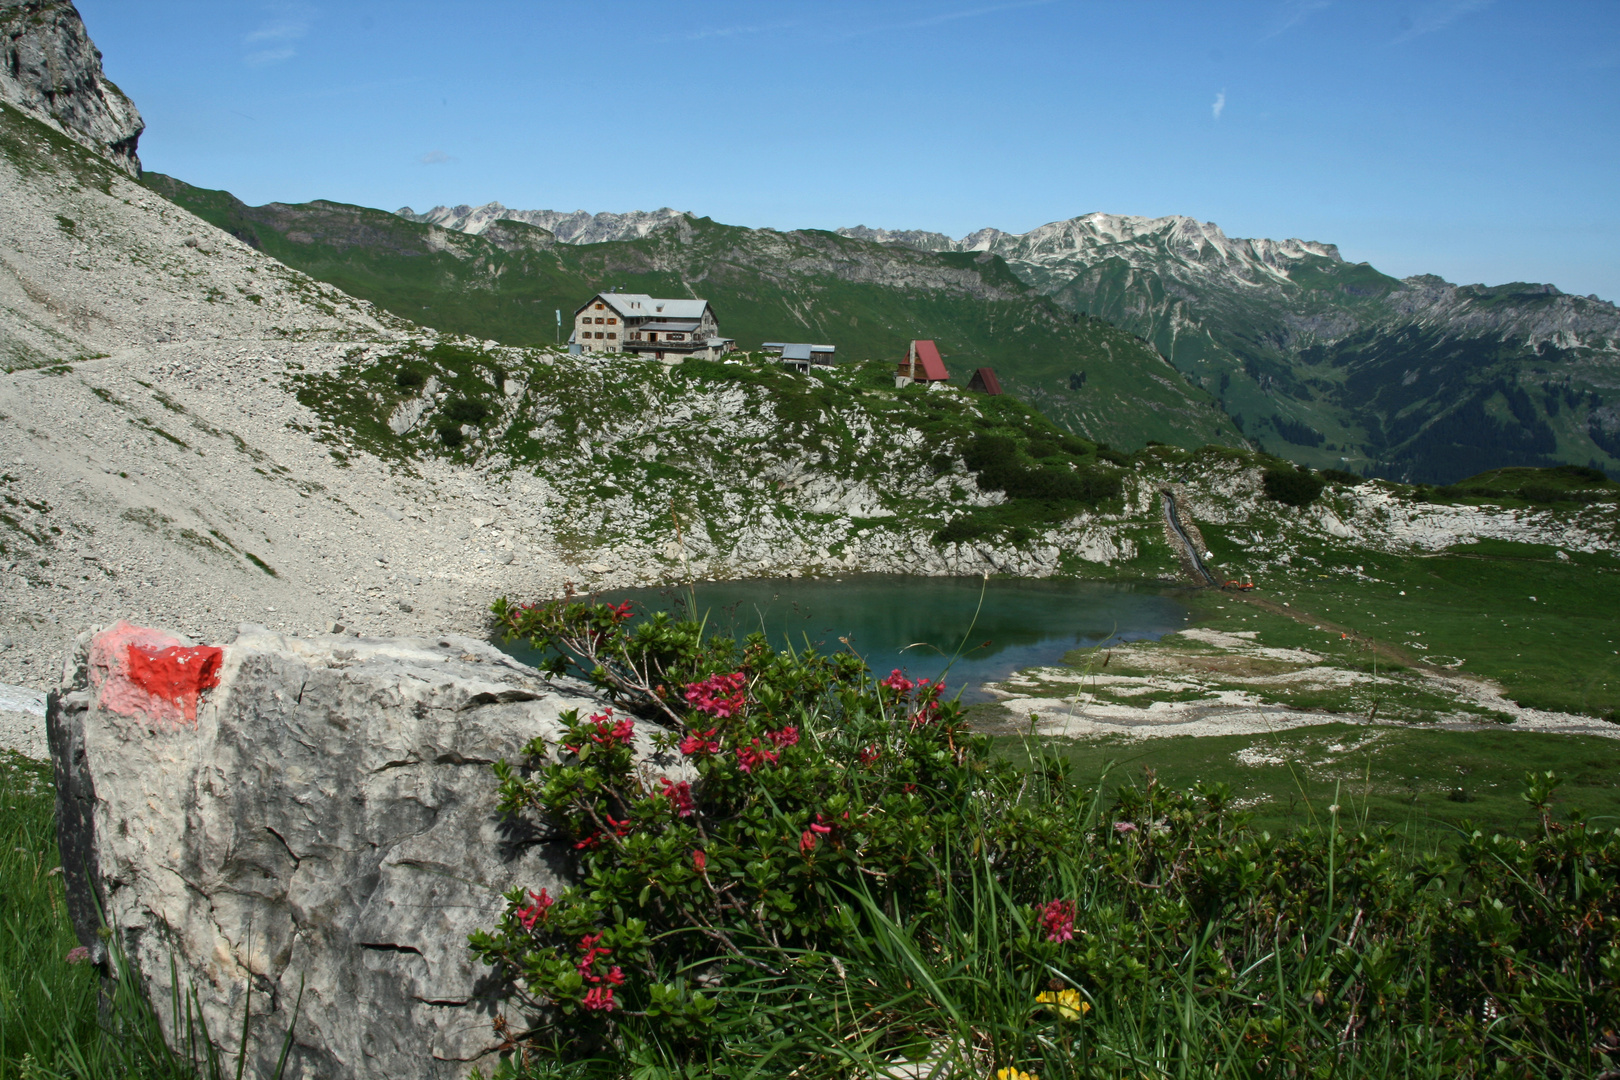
[395,201,691,244]
[837,211,1344,289]
[0,0,142,175]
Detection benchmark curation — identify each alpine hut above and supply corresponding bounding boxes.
[762,342,837,371]
[967,367,1003,395]
[896,340,949,385]
[570,292,734,361]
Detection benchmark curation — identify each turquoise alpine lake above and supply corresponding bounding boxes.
[501,576,1190,703]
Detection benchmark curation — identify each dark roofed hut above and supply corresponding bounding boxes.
[967,367,1003,395]
[780,343,813,372]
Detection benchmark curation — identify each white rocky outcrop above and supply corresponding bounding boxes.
[396,202,690,244]
[840,213,1342,286]
[49,621,641,1080]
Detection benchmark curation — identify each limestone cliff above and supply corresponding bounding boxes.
[0,0,142,174]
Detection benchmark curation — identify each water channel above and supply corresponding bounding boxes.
[507,576,1190,704]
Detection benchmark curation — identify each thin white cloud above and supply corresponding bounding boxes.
[1392,0,1491,44]
[245,46,295,66]
[1262,0,1331,40]
[889,0,1057,31]
[665,1,1057,46]
[243,5,313,66]
[420,150,454,165]
[1212,90,1226,120]
[674,18,803,42]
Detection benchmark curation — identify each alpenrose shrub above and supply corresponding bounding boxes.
[477,596,1620,1079]
[477,597,1067,1029]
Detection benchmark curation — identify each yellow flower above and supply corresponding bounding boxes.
[1035,988,1091,1021]
[994,1069,1038,1080]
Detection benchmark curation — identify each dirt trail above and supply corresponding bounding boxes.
[1228,591,1444,676]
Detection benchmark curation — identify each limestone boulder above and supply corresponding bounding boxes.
[49,621,641,1080]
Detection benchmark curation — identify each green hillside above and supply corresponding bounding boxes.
[142,174,1234,450]
[1035,249,1620,484]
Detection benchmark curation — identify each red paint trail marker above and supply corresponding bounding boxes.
[89,620,225,727]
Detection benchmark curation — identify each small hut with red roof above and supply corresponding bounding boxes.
[897,340,949,385]
[967,367,1003,395]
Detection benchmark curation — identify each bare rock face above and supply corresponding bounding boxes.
[48,621,632,1079]
[0,0,144,174]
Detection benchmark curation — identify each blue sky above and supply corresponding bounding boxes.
[78,0,1620,299]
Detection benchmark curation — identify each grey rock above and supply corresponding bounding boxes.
[0,681,46,758]
[49,625,652,1079]
[387,398,427,436]
[0,0,144,174]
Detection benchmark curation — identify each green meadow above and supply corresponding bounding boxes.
[992,527,1620,849]
[1199,535,1620,718]
[1006,724,1620,842]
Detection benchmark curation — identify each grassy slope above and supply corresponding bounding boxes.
[981,514,1620,844]
[289,341,1149,555]
[142,174,1232,450]
[1040,248,1620,483]
[1013,723,1620,841]
[983,535,1620,845]
[1201,534,1620,717]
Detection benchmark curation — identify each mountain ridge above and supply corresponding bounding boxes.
[391,198,1620,482]
[154,174,1236,451]
[396,201,690,244]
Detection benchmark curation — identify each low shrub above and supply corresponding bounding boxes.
[934,516,989,545]
[1320,467,1365,485]
[1025,437,1059,459]
[1262,466,1326,507]
[441,397,489,426]
[394,367,424,389]
[1058,434,1094,457]
[476,599,1620,1079]
[1551,463,1609,485]
[436,422,464,448]
[961,434,1121,505]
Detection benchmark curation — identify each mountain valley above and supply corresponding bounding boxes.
[1,2,1618,740]
[143,176,1234,451]
[387,198,1620,483]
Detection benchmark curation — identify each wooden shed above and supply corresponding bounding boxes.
[897,340,949,382]
[967,367,1003,395]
